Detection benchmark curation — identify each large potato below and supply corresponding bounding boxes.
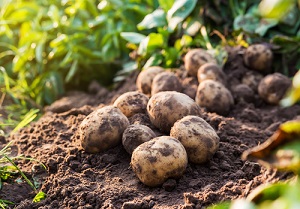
[151,72,182,95]
[184,49,217,77]
[131,136,188,187]
[197,63,227,86]
[195,80,234,115]
[78,106,129,153]
[122,124,156,154]
[243,44,273,73]
[136,66,164,95]
[147,91,202,133]
[170,116,219,164]
[113,91,149,118]
[258,73,292,105]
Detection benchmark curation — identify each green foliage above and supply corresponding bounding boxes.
[0,140,47,206]
[33,191,47,203]
[0,0,153,108]
[121,0,207,70]
[281,70,300,106]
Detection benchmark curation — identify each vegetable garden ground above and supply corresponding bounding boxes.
[1,47,299,209]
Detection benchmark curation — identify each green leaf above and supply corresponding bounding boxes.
[120,32,147,44]
[158,0,175,12]
[255,18,278,36]
[143,54,163,70]
[259,0,295,20]
[33,191,46,203]
[234,14,260,34]
[137,8,167,30]
[167,0,197,31]
[65,59,78,83]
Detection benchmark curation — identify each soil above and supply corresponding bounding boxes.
[1,47,299,209]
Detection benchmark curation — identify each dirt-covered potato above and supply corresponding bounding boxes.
[182,77,199,99]
[170,116,219,164]
[113,91,149,118]
[242,71,264,92]
[151,72,182,95]
[197,63,227,85]
[78,106,129,153]
[232,84,255,103]
[147,91,201,133]
[195,80,234,115]
[258,73,292,105]
[131,136,188,187]
[184,49,217,77]
[136,66,164,95]
[122,124,156,154]
[243,44,273,73]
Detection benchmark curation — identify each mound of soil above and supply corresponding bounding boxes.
[1,47,299,209]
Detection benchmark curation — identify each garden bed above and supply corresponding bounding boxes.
[1,47,299,209]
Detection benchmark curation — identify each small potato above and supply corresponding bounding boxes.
[195,80,234,115]
[242,71,264,92]
[258,73,292,105]
[182,77,199,99]
[122,124,156,154]
[113,91,149,118]
[78,106,129,153]
[197,63,227,85]
[131,136,188,187]
[170,116,219,164]
[151,72,182,95]
[147,91,202,133]
[232,84,255,103]
[243,44,273,73]
[136,66,164,95]
[184,49,217,77]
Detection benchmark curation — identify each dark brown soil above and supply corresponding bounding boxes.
[1,47,299,209]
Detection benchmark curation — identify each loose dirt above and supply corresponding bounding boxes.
[1,47,299,209]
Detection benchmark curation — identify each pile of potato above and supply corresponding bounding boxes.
[77,43,292,187]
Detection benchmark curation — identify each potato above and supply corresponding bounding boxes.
[78,106,129,153]
[151,72,182,95]
[195,80,234,115]
[243,44,273,73]
[258,73,292,105]
[197,63,227,86]
[184,49,217,77]
[131,136,188,187]
[170,116,219,164]
[113,91,149,118]
[122,124,156,154]
[136,66,164,95]
[242,71,264,92]
[147,91,202,133]
[182,77,199,99]
[232,84,255,103]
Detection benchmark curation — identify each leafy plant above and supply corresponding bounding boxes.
[121,0,198,70]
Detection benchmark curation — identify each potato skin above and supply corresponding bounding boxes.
[136,66,164,95]
[195,80,234,115]
[170,116,219,164]
[243,44,273,73]
[242,71,264,92]
[131,136,188,187]
[258,73,292,105]
[122,124,156,154]
[151,72,182,95]
[79,106,129,153]
[184,49,217,77]
[197,63,227,85]
[113,91,149,118]
[147,91,202,133]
